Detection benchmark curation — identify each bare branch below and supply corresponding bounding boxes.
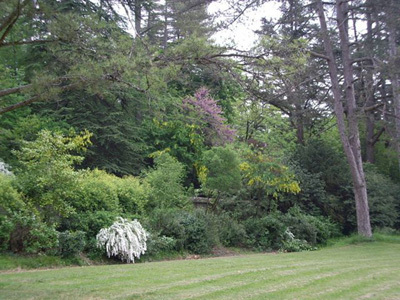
[0,96,39,114]
[0,38,60,48]
[364,102,384,112]
[309,50,330,60]
[0,84,32,98]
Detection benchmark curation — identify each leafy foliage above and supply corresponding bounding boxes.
[1,211,58,254]
[13,130,92,220]
[199,146,242,196]
[364,164,399,229]
[148,209,217,254]
[144,152,189,209]
[58,231,86,258]
[238,146,301,214]
[0,174,24,213]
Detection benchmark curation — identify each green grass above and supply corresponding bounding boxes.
[0,254,87,271]
[1,240,400,299]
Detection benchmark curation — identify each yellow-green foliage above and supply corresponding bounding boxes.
[240,150,300,198]
[0,174,24,212]
[14,130,92,219]
[70,170,120,213]
[144,152,189,209]
[113,176,148,216]
[69,169,149,216]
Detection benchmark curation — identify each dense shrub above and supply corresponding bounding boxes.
[115,176,148,215]
[181,210,215,254]
[290,139,355,232]
[148,209,217,254]
[146,234,177,255]
[144,152,190,210]
[243,209,340,251]
[199,146,242,197]
[281,228,313,252]
[147,209,187,250]
[58,231,86,257]
[283,163,329,215]
[13,130,91,221]
[69,170,120,213]
[0,215,14,251]
[281,207,341,245]
[59,210,118,247]
[216,213,247,247]
[0,174,24,213]
[244,214,287,250]
[364,164,399,229]
[1,211,58,254]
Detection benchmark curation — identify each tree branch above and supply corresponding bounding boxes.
[0,84,32,98]
[0,96,39,114]
[309,50,330,60]
[364,102,384,112]
[0,38,60,48]
[371,127,385,146]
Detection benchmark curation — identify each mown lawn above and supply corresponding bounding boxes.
[0,240,399,300]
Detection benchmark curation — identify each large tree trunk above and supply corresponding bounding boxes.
[387,11,400,173]
[316,0,372,237]
[163,1,168,49]
[134,0,142,36]
[364,2,377,163]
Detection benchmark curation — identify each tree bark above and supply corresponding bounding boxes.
[387,9,400,173]
[364,1,376,163]
[316,0,372,237]
[134,0,142,36]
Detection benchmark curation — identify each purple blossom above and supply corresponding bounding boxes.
[182,87,236,145]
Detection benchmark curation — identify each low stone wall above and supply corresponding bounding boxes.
[191,197,212,209]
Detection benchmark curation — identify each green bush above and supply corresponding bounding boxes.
[0,174,25,251]
[146,234,177,255]
[199,146,242,196]
[216,213,247,247]
[114,176,148,215]
[243,215,287,251]
[290,139,354,232]
[58,231,86,257]
[3,211,58,254]
[282,207,341,245]
[60,210,118,242]
[13,130,91,221]
[0,215,14,251]
[181,210,216,254]
[0,173,25,213]
[69,169,120,213]
[147,209,187,250]
[148,209,216,254]
[242,209,340,251]
[144,152,190,210]
[364,164,399,229]
[281,228,313,252]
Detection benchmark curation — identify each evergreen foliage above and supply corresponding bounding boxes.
[1,0,400,263]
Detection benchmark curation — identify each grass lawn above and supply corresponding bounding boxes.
[0,239,399,299]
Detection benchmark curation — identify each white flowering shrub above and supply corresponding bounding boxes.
[0,161,12,176]
[96,217,148,263]
[281,228,313,252]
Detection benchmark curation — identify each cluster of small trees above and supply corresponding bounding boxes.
[0,0,400,262]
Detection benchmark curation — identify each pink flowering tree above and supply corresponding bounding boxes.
[182,87,236,146]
